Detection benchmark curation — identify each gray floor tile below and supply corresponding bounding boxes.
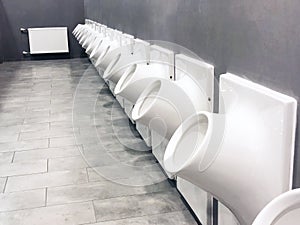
[90,210,197,225]
[19,129,75,141]
[93,190,187,222]
[49,121,74,129]
[0,139,49,152]
[0,160,47,177]
[0,118,24,127]
[0,189,45,212]
[0,125,21,135]
[21,122,50,132]
[5,169,88,192]
[0,202,96,225]
[0,152,14,164]
[50,137,78,147]
[24,116,51,124]
[48,156,88,172]
[13,146,81,162]
[47,181,172,206]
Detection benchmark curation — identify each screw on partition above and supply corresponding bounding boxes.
[208,97,211,102]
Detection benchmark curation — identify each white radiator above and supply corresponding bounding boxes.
[27,27,69,54]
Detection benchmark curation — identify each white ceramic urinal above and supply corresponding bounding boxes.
[74,24,86,38]
[93,29,121,70]
[102,39,150,84]
[85,25,106,55]
[163,73,297,225]
[131,54,213,140]
[73,24,83,36]
[82,31,97,49]
[114,45,174,105]
[252,189,300,225]
[76,25,88,40]
[78,27,92,45]
[97,33,134,72]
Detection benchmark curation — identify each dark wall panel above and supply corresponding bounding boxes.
[0,0,4,63]
[84,0,300,187]
[1,0,85,61]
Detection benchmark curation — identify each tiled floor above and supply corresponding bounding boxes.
[0,58,197,225]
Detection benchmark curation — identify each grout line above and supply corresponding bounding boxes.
[11,151,16,163]
[17,131,22,142]
[86,167,90,182]
[91,200,97,223]
[45,187,48,206]
[46,159,49,172]
[0,199,95,214]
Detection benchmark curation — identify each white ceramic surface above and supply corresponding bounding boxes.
[96,33,135,71]
[115,63,170,104]
[164,73,297,225]
[94,38,120,69]
[252,189,300,225]
[131,54,214,139]
[86,31,106,55]
[114,45,174,103]
[103,40,150,84]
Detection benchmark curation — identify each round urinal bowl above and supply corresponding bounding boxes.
[252,189,300,225]
[131,79,201,139]
[163,111,221,176]
[114,63,169,104]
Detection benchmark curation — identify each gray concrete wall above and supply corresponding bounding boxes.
[84,0,300,187]
[0,0,4,63]
[1,0,85,61]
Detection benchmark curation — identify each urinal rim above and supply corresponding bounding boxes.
[114,64,138,95]
[252,189,300,225]
[115,62,171,93]
[131,80,162,121]
[164,111,212,174]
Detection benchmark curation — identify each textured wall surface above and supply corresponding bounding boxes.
[84,0,300,187]
[0,1,4,63]
[1,0,85,61]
